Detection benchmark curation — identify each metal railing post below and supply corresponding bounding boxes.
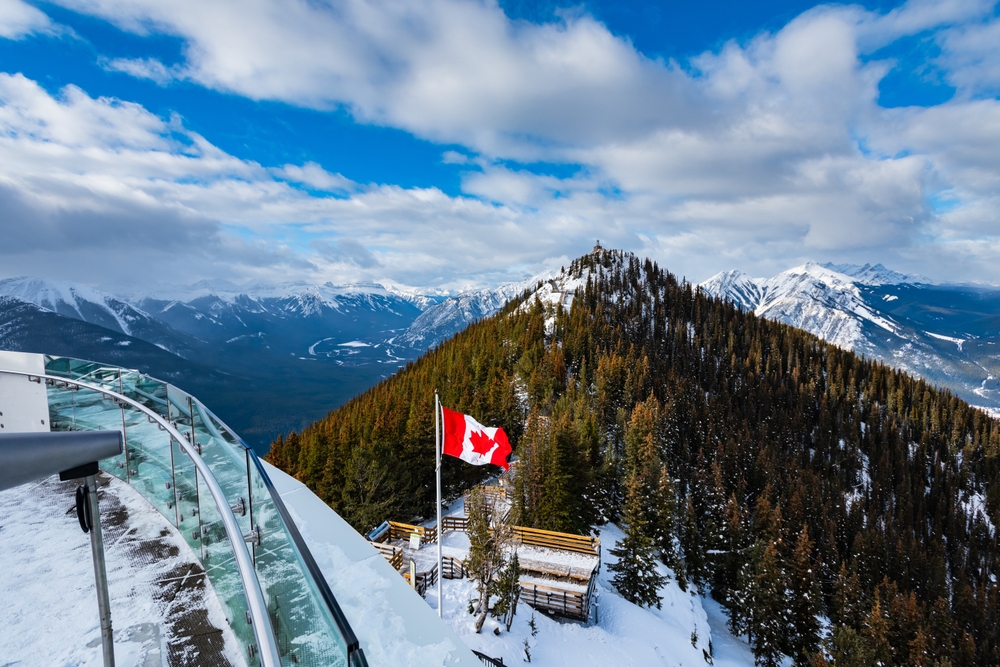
[84,473,116,667]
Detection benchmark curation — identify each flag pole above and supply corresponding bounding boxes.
[435,390,443,618]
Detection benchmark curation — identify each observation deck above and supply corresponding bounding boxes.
[0,351,480,667]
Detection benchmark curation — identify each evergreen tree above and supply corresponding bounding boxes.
[831,562,865,629]
[746,539,790,667]
[828,625,874,667]
[862,591,892,666]
[609,471,665,608]
[338,443,396,533]
[680,494,707,588]
[491,552,521,632]
[788,526,821,664]
[651,463,680,573]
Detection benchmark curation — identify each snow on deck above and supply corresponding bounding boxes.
[0,472,244,667]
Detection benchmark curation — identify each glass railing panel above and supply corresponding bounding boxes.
[192,402,253,536]
[172,438,200,549]
[44,355,72,378]
[196,467,258,666]
[46,381,81,430]
[167,384,194,432]
[247,457,348,667]
[45,382,130,481]
[121,402,176,520]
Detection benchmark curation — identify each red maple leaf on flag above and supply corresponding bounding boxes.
[468,429,495,455]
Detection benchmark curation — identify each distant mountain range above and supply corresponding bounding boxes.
[699,262,1000,414]
[0,275,547,447]
[3,260,998,446]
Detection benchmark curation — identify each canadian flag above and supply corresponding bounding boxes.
[441,406,512,471]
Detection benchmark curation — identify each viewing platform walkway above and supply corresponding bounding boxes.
[0,351,481,667]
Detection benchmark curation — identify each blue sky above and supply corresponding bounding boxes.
[0,0,998,292]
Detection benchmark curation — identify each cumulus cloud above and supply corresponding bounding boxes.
[0,73,594,288]
[0,0,54,39]
[5,0,1000,286]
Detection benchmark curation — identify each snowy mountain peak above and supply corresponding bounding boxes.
[820,262,928,286]
[699,261,911,350]
[0,276,150,336]
[398,269,560,348]
[700,270,763,310]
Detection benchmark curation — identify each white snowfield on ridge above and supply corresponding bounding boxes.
[0,275,149,336]
[699,261,927,350]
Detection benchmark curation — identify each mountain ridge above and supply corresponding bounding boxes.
[268,248,1000,665]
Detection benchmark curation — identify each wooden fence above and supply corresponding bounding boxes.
[440,516,468,533]
[388,521,438,543]
[369,541,403,570]
[403,563,438,597]
[520,581,590,621]
[439,514,599,559]
[512,526,600,557]
[441,555,467,580]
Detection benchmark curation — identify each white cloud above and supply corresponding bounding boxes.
[272,162,355,193]
[0,0,53,39]
[0,73,597,288]
[101,57,182,85]
[4,0,1000,287]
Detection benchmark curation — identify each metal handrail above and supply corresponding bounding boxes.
[191,398,367,666]
[1,369,282,667]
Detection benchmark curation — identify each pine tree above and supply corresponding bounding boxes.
[651,463,680,574]
[831,562,865,629]
[680,494,706,588]
[788,526,821,664]
[747,540,789,667]
[828,625,874,667]
[862,591,892,666]
[609,471,665,608]
[338,443,396,533]
[491,552,521,631]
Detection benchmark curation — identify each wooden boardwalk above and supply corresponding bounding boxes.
[377,488,601,621]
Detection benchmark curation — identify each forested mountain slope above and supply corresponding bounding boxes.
[268,250,1000,666]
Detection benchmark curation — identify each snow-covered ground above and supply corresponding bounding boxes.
[419,520,757,667]
[0,472,243,667]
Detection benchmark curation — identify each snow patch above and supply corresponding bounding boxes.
[926,332,965,351]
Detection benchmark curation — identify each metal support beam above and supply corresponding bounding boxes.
[84,474,116,667]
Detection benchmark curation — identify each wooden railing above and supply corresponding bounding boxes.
[440,516,468,533]
[439,516,598,558]
[388,521,438,543]
[465,485,513,504]
[369,541,403,570]
[512,526,600,557]
[403,563,438,597]
[441,556,467,580]
[520,582,589,621]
